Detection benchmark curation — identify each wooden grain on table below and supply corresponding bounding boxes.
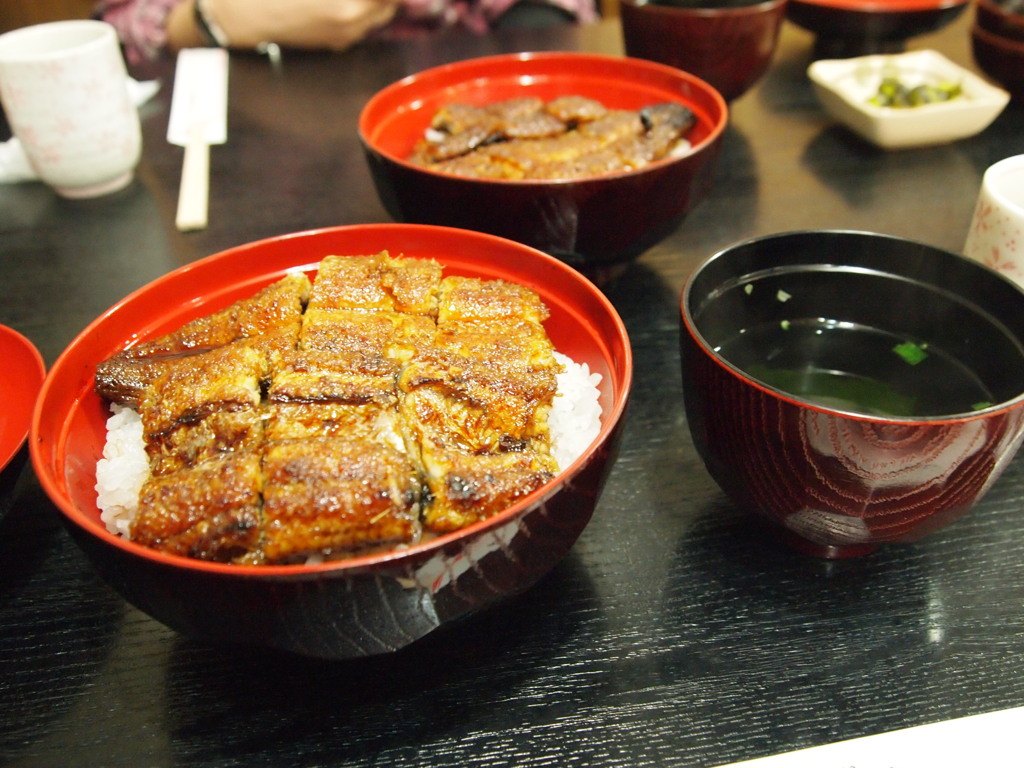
[3,12,1024,767]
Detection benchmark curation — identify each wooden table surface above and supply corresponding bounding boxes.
[3,9,1024,767]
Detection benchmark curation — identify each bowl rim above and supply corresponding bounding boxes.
[680,228,1024,424]
[30,223,633,578]
[973,18,1024,51]
[357,50,728,187]
[619,0,790,16]
[788,0,967,12]
[976,0,1024,22]
[980,153,1024,214]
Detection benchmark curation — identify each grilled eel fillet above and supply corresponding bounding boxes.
[97,252,563,564]
[95,273,310,408]
[410,96,697,180]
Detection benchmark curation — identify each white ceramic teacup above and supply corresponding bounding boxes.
[0,20,141,199]
[964,154,1024,288]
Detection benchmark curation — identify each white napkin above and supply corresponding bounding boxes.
[0,78,160,184]
[712,705,1024,768]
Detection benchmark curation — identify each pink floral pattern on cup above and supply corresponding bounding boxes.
[964,154,1024,288]
[0,21,141,198]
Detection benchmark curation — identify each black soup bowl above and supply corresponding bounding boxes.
[680,230,1024,557]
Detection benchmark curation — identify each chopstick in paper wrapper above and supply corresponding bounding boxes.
[168,48,228,231]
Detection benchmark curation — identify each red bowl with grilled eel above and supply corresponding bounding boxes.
[359,52,728,284]
[31,224,632,659]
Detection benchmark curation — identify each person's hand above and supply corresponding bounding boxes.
[168,0,401,52]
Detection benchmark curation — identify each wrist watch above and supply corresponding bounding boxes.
[193,0,230,47]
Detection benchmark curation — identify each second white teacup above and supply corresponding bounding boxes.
[964,154,1024,288]
[0,20,141,199]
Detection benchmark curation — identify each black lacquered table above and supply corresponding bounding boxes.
[4,10,1024,766]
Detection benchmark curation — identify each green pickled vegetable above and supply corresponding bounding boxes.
[868,77,963,108]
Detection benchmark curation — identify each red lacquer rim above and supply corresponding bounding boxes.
[621,0,788,16]
[973,22,1024,53]
[30,224,633,578]
[791,0,966,11]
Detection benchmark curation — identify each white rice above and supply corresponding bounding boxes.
[549,351,604,471]
[95,404,149,537]
[95,353,603,537]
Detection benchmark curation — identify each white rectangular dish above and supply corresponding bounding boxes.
[808,49,1010,149]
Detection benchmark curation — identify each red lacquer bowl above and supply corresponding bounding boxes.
[0,324,45,472]
[786,0,970,57]
[972,22,1024,101]
[975,0,1024,42]
[30,224,633,658]
[681,230,1024,558]
[359,52,728,284]
[620,0,789,102]
[0,324,45,517]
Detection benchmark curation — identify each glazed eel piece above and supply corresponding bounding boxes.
[410,95,696,180]
[95,252,563,564]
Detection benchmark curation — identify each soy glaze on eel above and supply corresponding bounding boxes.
[410,95,697,180]
[94,251,564,565]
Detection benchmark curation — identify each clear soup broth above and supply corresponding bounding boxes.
[717,317,996,418]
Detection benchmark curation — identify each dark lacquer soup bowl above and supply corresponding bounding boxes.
[976,0,1024,42]
[680,230,1024,558]
[30,224,633,658]
[972,22,1024,101]
[359,52,728,284]
[620,0,789,102]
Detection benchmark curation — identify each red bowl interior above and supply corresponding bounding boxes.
[30,224,632,577]
[0,325,46,471]
[359,51,727,178]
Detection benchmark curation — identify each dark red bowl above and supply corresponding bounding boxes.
[786,0,970,57]
[620,0,789,102]
[681,230,1024,558]
[359,52,728,284]
[30,224,633,659]
[972,22,1024,100]
[976,0,1024,41]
